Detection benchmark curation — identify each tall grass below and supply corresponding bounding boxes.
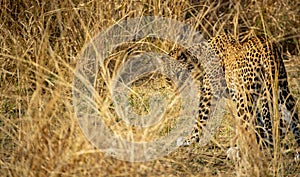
[1,0,300,176]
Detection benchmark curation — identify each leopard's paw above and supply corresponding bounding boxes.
[226,147,241,161]
[176,137,190,147]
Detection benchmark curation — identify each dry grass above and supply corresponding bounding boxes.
[1,0,300,176]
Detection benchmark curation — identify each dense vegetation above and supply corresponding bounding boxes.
[1,0,300,176]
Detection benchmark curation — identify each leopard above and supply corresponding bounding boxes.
[168,34,300,160]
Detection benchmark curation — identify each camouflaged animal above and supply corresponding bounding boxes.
[169,34,300,160]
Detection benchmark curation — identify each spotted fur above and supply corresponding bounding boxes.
[170,34,300,155]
